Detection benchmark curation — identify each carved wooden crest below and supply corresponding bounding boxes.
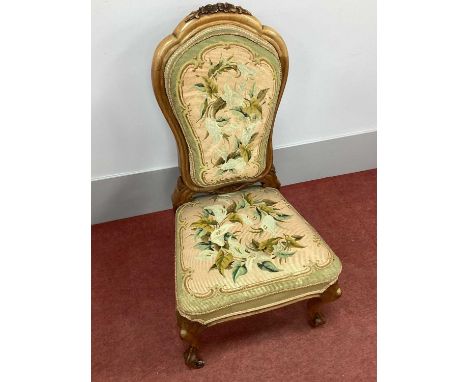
[185,3,252,22]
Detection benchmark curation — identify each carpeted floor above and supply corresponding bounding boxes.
[92,169,376,382]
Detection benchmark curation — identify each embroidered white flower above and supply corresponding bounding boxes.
[210,223,235,247]
[222,84,244,109]
[227,237,249,258]
[205,117,222,143]
[245,252,272,271]
[196,249,217,261]
[219,157,246,172]
[240,121,259,146]
[272,241,286,255]
[260,213,277,233]
[237,212,254,226]
[237,63,256,79]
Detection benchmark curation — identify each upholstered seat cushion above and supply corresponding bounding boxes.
[175,186,342,325]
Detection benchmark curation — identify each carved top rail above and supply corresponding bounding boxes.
[185,3,252,22]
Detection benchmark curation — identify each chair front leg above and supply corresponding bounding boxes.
[307,282,342,327]
[176,312,207,368]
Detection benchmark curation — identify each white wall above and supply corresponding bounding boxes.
[92,0,376,180]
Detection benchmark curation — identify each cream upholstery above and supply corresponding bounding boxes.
[175,187,342,325]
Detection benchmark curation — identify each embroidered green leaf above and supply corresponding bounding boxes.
[190,216,217,232]
[194,83,205,91]
[214,156,225,166]
[249,227,264,234]
[194,242,213,251]
[250,239,260,250]
[257,203,276,215]
[283,234,306,249]
[238,100,262,121]
[273,213,291,222]
[239,144,251,163]
[211,97,226,118]
[274,250,295,263]
[208,58,239,79]
[203,204,227,223]
[257,237,282,253]
[257,88,269,102]
[231,106,249,118]
[226,150,240,161]
[249,132,259,143]
[201,76,218,98]
[226,201,237,214]
[199,98,208,119]
[243,193,255,205]
[229,213,244,225]
[214,249,234,276]
[232,264,248,283]
[208,61,223,78]
[257,261,281,272]
[254,207,262,221]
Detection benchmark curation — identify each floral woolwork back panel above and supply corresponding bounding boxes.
[165,25,282,188]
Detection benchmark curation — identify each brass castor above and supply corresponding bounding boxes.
[309,312,326,328]
[183,345,205,369]
[307,283,342,328]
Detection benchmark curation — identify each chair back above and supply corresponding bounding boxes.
[152,3,288,206]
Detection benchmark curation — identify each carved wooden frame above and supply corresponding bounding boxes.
[151,3,342,369]
[151,3,288,209]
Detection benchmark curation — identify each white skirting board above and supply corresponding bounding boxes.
[92,130,376,224]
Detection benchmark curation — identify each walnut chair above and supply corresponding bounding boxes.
[151,3,342,368]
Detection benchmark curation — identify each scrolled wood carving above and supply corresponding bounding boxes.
[172,176,196,210]
[185,3,252,22]
[260,164,281,189]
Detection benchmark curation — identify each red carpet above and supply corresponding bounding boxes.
[92,169,376,381]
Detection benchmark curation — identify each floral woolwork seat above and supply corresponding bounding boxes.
[176,187,341,324]
[152,3,343,369]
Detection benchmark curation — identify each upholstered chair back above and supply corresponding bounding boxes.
[152,4,288,203]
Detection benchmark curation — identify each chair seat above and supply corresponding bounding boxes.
[175,186,342,325]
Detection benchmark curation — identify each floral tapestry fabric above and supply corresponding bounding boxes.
[165,25,282,188]
[175,187,342,324]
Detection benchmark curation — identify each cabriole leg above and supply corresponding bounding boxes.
[176,312,207,369]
